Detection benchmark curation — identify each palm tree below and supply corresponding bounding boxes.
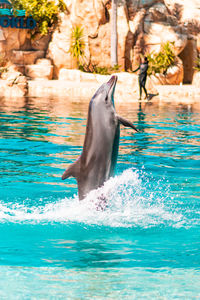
[111,0,118,67]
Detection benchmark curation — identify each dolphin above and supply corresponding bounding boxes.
[62,75,138,200]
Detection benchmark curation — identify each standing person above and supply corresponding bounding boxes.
[133,56,149,100]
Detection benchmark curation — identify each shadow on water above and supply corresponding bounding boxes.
[127,102,151,166]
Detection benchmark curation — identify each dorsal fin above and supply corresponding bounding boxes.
[62,157,80,180]
[117,115,138,132]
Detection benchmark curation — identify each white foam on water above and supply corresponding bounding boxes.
[0,169,187,228]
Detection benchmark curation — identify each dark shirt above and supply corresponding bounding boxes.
[139,62,148,76]
[133,62,148,75]
[133,61,148,84]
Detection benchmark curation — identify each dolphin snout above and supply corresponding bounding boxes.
[107,75,118,88]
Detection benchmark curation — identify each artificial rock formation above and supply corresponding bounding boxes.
[0,0,199,84]
[25,59,53,80]
[46,0,200,83]
[0,26,50,81]
[1,65,28,97]
[0,28,50,56]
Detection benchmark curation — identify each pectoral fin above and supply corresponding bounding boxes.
[62,157,80,180]
[117,115,138,132]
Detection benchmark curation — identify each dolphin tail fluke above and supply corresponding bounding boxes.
[117,115,138,132]
[62,158,80,180]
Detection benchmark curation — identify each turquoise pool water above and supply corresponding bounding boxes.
[0,97,199,299]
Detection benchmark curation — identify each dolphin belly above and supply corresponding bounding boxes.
[77,147,113,199]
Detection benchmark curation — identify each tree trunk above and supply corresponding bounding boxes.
[111,0,118,67]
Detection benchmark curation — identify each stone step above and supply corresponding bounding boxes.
[10,50,45,65]
[25,64,54,80]
[35,58,52,66]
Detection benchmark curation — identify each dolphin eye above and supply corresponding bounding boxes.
[105,95,108,103]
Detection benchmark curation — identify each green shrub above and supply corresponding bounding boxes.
[79,64,122,75]
[92,65,121,75]
[79,62,121,75]
[111,64,120,71]
[194,57,200,72]
[69,25,86,66]
[147,42,176,76]
[84,65,110,75]
[11,0,66,35]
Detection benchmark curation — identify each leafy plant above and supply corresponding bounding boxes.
[79,63,121,75]
[69,25,86,67]
[90,66,110,75]
[11,0,67,35]
[92,65,121,75]
[194,57,200,72]
[111,64,120,71]
[146,42,176,76]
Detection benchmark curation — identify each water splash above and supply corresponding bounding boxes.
[0,169,188,228]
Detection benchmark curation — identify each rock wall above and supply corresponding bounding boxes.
[46,0,199,81]
[179,39,197,83]
[0,27,50,58]
[0,0,199,84]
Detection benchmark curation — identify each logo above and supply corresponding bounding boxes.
[0,0,36,29]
